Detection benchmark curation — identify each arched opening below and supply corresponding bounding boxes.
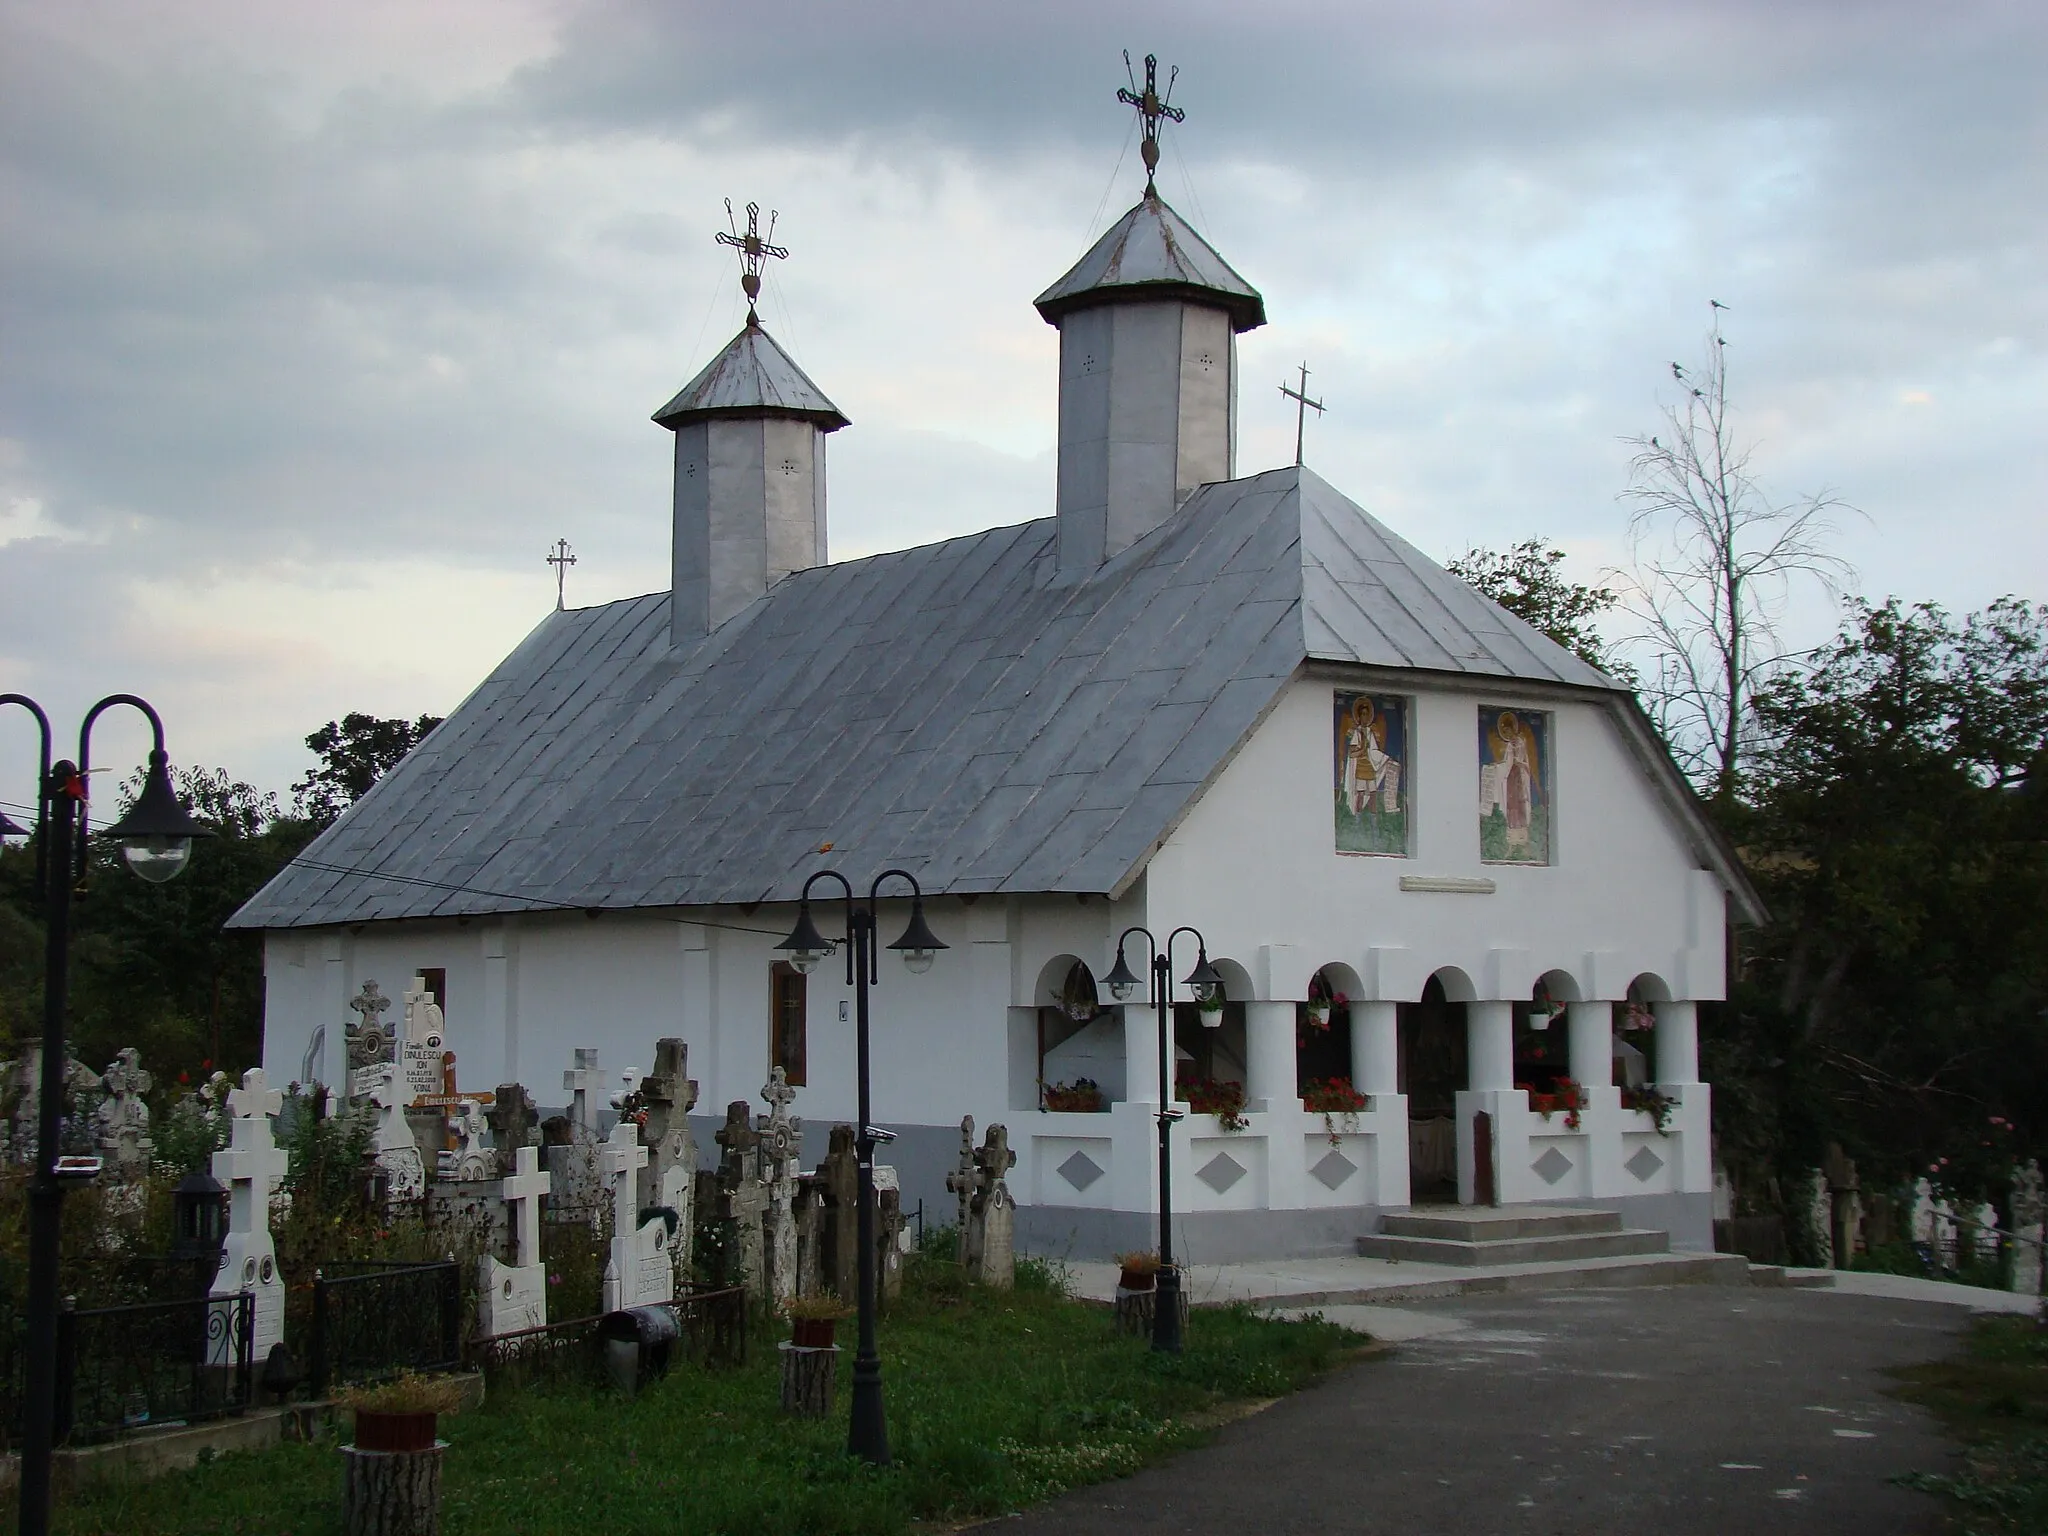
[1400,970,1470,1203]
[1513,968,1583,1092]
[1297,962,1363,1094]
[1613,973,1671,1088]
[1173,957,1251,1114]
[1031,955,1121,1110]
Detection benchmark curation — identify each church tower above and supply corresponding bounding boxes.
[1034,56,1265,580]
[655,203,849,642]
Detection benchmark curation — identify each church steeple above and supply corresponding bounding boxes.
[1035,59,1265,580]
[655,203,848,642]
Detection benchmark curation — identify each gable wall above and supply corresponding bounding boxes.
[1143,677,1726,1002]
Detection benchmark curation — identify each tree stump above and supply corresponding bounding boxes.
[1113,1286,1187,1339]
[779,1341,839,1418]
[342,1443,445,1536]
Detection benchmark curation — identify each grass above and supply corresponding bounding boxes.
[1891,1311,2048,1534]
[43,1256,1368,1536]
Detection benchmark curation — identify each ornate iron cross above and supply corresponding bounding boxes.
[546,537,576,610]
[1118,51,1185,192]
[716,199,789,324]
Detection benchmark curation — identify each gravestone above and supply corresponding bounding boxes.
[210,1069,290,1364]
[487,1084,539,1178]
[2011,1161,2044,1298]
[399,975,446,1103]
[961,1123,1017,1288]
[95,1046,155,1183]
[479,1144,552,1337]
[874,1166,906,1305]
[715,1102,767,1298]
[344,980,395,1101]
[791,1173,826,1298]
[944,1115,976,1235]
[546,1050,606,1219]
[636,1040,698,1276]
[0,1046,99,1165]
[563,1049,603,1135]
[362,1065,426,1202]
[756,1068,803,1302]
[444,1099,492,1181]
[816,1125,860,1302]
[599,1117,673,1311]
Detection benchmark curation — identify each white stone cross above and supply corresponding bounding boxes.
[227,1067,284,1121]
[210,1103,293,1361]
[213,1113,291,1234]
[563,1049,603,1130]
[502,1143,552,1268]
[599,1116,648,1227]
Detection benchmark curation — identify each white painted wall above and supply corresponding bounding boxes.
[1144,678,1726,1004]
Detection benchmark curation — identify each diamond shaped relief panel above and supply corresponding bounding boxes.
[1626,1145,1666,1182]
[1057,1150,1105,1192]
[1311,1150,1358,1190]
[1197,1152,1246,1194]
[1532,1146,1573,1186]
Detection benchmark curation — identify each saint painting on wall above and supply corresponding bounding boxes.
[1334,692,1409,855]
[1478,706,1551,864]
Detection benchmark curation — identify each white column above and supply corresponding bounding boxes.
[1567,1002,1613,1089]
[1245,1001,1298,1109]
[1467,1002,1515,1091]
[1352,1001,1399,1097]
[1122,1003,1162,1104]
[1655,1001,1700,1084]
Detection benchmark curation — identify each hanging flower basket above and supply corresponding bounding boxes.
[1304,1001,1330,1031]
[1197,1002,1225,1029]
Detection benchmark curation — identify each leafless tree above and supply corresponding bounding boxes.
[1617,303,1855,804]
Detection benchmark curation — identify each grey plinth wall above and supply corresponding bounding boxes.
[671,416,828,639]
[1055,300,1236,579]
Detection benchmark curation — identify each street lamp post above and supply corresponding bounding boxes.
[0,693,211,1536]
[1101,925,1221,1354]
[775,868,945,1466]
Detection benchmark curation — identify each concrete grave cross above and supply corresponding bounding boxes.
[599,1116,649,1233]
[757,1066,801,1172]
[715,1099,760,1179]
[214,1111,292,1234]
[502,1143,552,1268]
[348,980,392,1034]
[96,1047,155,1175]
[488,1084,539,1176]
[563,1049,603,1132]
[209,1106,294,1360]
[227,1067,285,1122]
[945,1115,976,1233]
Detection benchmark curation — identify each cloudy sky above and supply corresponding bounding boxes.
[2,0,2042,809]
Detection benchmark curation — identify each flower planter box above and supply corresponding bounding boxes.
[790,1316,838,1350]
[352,1409,438,1454]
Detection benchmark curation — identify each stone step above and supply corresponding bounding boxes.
[1358,1227,1671,1266]
[1238,1249,1753,1307]
[1742,1263,1836,1290]
[1381,1205,1625,1242]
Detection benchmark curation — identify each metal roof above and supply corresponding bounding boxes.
[233,467,1755,931]
[1034,193,1267,333]
[651,319,849,431]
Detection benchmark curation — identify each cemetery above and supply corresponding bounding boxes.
[0,1017,1362,1534]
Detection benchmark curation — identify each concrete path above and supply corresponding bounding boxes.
[998,1285,1970,1534]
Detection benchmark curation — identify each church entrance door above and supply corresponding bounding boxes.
[1398,977,1466,1204]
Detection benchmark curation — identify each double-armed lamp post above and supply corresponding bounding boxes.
[1101,924,1220,1354]
[776,868,945,1466]
[0,693,211,1536]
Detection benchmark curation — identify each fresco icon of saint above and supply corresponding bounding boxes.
[1334,692,1408,855]
[1478,706,1550,864]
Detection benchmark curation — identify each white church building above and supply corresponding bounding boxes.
[234,105,1760,1261]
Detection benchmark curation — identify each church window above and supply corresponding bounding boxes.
[1334,692,1411,856]
[419,968,446,1013]
[770,962,807,1086]
[1478,706,1553,865]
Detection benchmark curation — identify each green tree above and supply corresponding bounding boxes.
[292,712,442,827]
[1714,596,2048,1203]
[1447,538,1635,681]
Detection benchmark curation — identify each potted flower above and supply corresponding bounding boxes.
[1175,1070,1249,1132]
[1620,1083,1675,1134]
[1621,1001,1655,1034]
[1197,997,1225,1028]
[1114,1251,1161,1292]
[1042,1078,1105,1113]
[780,1294,852,1349]
[336,1371,466,1454]
[1303,988,1348,1032]
[1527,1076,1586,1131]
[1301,1076,1368,1145]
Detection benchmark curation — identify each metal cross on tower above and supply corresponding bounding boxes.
[1118,51,1184,193]
[1280,363,1325,467]
[715,199,789,325]
[546,538,577,610]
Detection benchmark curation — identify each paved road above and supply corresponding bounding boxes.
[1002,1286,1965,1534]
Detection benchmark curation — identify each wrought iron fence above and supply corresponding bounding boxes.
[309,1260,460,1398]
[463,1285,748,1392]
[53,1291,254,1445]
[674,1285,749,1370]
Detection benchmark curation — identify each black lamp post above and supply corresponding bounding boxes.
[776,868,945,1466]
[0,693,210,1536]
[1101,925,1221,1354]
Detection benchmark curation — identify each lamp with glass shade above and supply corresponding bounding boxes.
[101,749,211,884]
